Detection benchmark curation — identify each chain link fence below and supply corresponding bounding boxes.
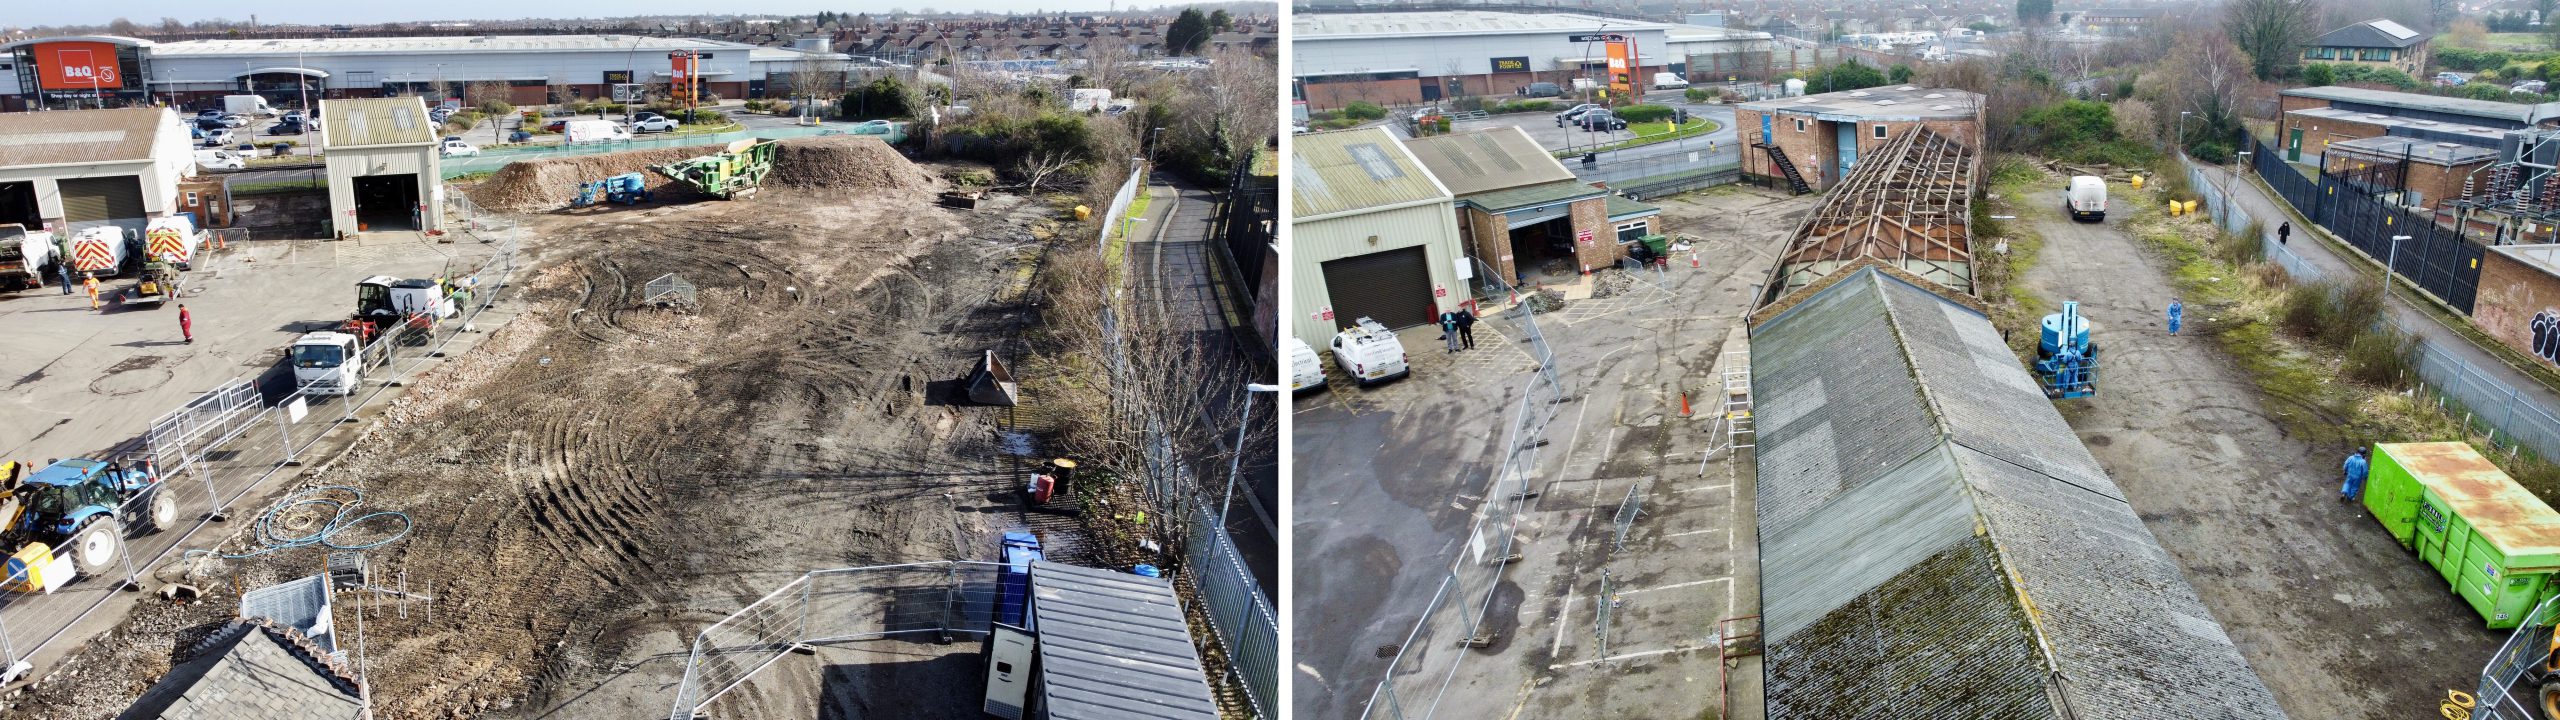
[1364,259,1568,720]
[667,561,1006,719]
[0,204,520,679]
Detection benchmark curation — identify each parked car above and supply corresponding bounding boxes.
[632,117,682,133]
[439,138,480,157]
[1575,110,1627,132]
[632,110,666,123]
[542,119,571,132]
[1520,81,1564,98]
[1554,103,1603,126]
[2517,80,2550,94]
[2436,72,2469,86]
[217,114,250,129]
[268,121,305,135]
[200,128,234,147]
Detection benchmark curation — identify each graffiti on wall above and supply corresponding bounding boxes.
[2531,310,2560,364]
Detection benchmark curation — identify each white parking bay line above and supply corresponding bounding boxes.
[1620,576,1729,595]
[1549,644,1716,669]
[1673,484,1732,494]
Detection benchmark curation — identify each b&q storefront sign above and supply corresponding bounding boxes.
[1491,56,1529,73]
[35,41,124,91]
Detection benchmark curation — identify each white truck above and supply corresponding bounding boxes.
[221,95,275,117]
[0,225,54,292]
[1652,72,1691,90]
[287,331,377,396]
[2067,175,2108,222]
[563,119,631,144]
[68,227,127,278]
[194,148,246,170]
[143,216,205,268]
[1329,317,1411,387]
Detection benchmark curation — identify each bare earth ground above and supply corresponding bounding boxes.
[0,171,1071,719]
[2017,196,2502,718]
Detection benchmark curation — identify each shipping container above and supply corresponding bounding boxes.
[2365,442,2560,628]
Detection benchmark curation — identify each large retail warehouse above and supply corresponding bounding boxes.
[1,34,849,111]
[1293,11,1773,109]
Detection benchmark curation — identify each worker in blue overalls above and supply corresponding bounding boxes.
[2341,448,2369,503]
[2167,299,2184,335]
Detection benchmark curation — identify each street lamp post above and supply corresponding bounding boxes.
[2178,110,2192,158]
[1217,383,1283,532]
[2388,234,2411,290]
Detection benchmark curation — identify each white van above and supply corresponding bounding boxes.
[1652,72,1690,90]
[1330,317,1410,387]
[1288,337,1327,394]
[2067,176,2107,222]
[194,148,246,170]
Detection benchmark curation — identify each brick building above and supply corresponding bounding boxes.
[1735,85,1984,192]
[1403,126,1653,285]
[2303,18,2433,77]
[2322,136,2496,210]
[2276,86,2557,165]
[2474,244,2560,370]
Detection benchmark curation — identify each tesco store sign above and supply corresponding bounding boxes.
[37,41,124,91]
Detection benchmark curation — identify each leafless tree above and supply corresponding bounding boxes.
[786,56,848,118]
[1202,45,1277,167]
[465,81,513,112]
[2225,0,2319,80]
[1083,32,1138,93]
[1018,151,1080,195]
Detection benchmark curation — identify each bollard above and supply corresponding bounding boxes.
[1680,393,1692,417]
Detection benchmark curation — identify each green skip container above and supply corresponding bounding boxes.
[2365,442,2560,628]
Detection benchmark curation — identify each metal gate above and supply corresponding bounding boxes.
[1321,246,1435,330]
[144,377,263,475]
[58,176,143,224]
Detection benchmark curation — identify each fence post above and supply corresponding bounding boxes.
[197,463,225,522]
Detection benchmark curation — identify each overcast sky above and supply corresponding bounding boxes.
[20,2,1212,28]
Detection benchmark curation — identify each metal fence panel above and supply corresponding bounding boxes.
[1190,511,1278,718]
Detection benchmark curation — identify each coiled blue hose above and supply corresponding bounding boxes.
[194,485,411,559]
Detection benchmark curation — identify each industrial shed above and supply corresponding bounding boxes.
[0,107,195,235]
[1290,126,1464,347]
[1004,562,1220,720]
[320,96,443,237]
[1748,264,2284,719]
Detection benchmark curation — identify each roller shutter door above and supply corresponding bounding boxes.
[1321,246,1434,331]
[58,176,144,224]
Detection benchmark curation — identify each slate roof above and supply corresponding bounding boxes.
[119,619,364,720]
[0,108,172,168]
[1751,267,2285,720]
[1029,562,1220,720]
[2312,18,2430,49]
[1402,126,1577,197]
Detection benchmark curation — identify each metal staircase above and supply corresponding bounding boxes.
[1760,144,1813,195]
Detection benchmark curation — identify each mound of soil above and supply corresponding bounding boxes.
[466,145,723,213]
[464,136,939,213]
[768,135,940,192]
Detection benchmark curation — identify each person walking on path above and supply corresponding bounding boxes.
[1438,310,1461,354]
[1456,307,1478,350]
[178,304,194,344]
[2342,448,2369,503]
[84,276,100,312]
[2278,221,2292,245]
[2167,299,2184,335]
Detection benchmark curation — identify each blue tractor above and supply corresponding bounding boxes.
[573,173,653,207]
[2033,301,2098,400]
[3,458,176,583]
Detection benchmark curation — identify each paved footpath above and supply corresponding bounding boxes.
[2192,160,2560,423]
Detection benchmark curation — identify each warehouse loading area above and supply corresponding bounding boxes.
[0,135,1112,719]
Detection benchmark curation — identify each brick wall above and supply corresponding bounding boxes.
[1463,207,1517,285]
[1567,197,1625,270]
[1300,78,1425,110]
[1738,108,1983,191]
[2474,249,2560,369]
[2280,111,2389,162]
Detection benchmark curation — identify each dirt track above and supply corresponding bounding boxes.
[1,156,1067,718]
[2017,198,2501,718]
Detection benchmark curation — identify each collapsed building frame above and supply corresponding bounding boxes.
[1755,126,1978,308]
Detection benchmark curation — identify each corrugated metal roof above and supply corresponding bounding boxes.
[149,34,754,56]
[0,108,170,168]
[1604,194,1661,221]
[1029,563,1220,720]
[1739,85,1984,120]
[1292,127,1449,221]
[2283,86,2555,124]
[1464,179,1603,213]
[240,574,336,656]
[322,97,434,148]
[1404,126,1576,197]
[1752,268,2285,720]
[2382,442,2560,556]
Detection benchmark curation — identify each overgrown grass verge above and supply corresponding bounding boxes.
[2120,182,2560,498]
[1975,154,2056,359]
